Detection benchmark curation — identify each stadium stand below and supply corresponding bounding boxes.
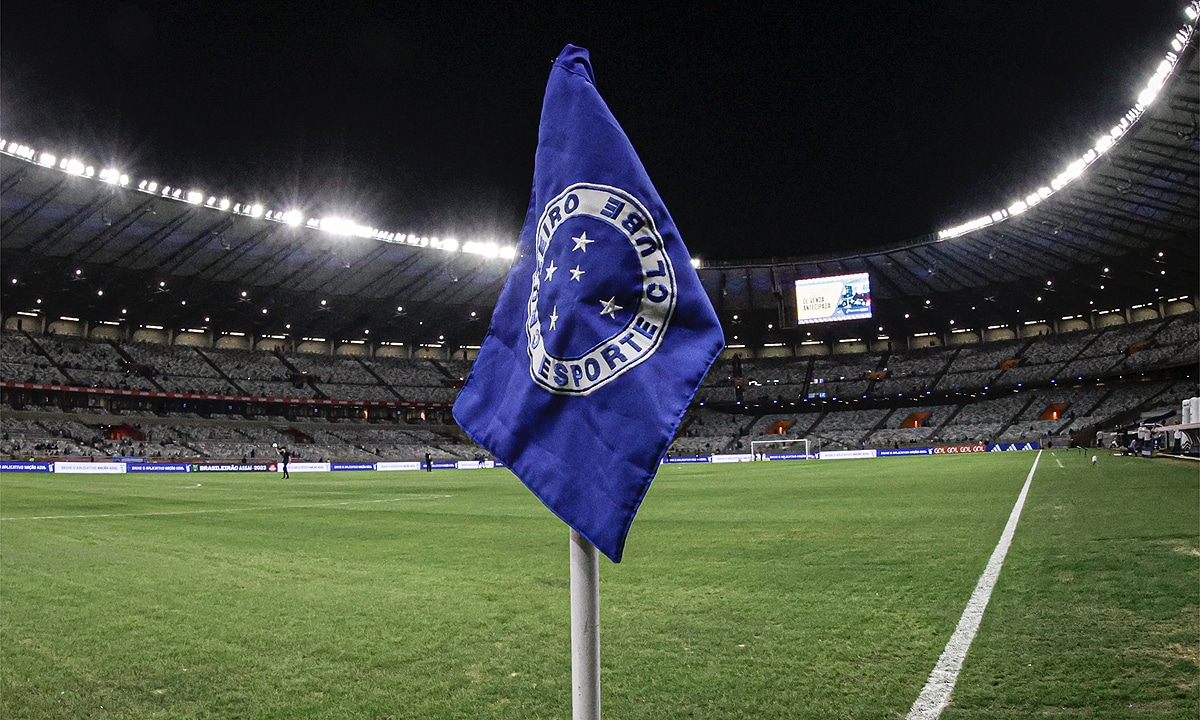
[2,312,1195,461]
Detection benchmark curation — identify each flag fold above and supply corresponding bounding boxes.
[453,44,723,562]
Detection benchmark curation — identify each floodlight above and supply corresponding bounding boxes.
[463,241,499,257]
[319,217,356,235]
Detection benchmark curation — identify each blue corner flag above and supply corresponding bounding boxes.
[452,45,724,563]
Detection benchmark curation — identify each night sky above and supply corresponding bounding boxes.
[0,1,1189,261]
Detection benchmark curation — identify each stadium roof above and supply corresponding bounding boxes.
[1,19,1196,349]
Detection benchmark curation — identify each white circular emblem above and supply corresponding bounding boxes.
[526,183,677,395]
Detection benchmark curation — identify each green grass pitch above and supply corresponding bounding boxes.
[2,451,1196,719]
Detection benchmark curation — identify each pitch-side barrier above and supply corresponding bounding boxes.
[1,444,1040,474]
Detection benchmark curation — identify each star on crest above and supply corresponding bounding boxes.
[569,265,585,282]
[548,305,559,331]
[544,260,558,281]
[572,232,595,252]
[599,296,623,317]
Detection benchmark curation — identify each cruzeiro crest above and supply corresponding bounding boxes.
[527,183,677,395]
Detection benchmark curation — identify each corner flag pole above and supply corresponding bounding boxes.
[570,528,601,720]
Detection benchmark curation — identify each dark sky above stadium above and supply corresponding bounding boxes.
[0,1,1189,261]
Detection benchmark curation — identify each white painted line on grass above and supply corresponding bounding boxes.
[0,494,452,521]
[906,450,1041,720]
[1055,458,1063,468]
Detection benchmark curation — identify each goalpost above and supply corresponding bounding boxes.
[749,437,816,460]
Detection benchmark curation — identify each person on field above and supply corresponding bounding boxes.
[276,444,291,478]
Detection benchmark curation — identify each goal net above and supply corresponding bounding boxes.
[749,437,816,460]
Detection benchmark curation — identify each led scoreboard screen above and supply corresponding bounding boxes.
[794,272,872,325]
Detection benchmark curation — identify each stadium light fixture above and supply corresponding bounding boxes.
[5,138,522,264]
[937,12,1196,240]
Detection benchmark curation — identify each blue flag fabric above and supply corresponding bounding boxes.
[452,45,724,563]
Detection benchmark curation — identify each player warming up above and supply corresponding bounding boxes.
[273,443,291,478]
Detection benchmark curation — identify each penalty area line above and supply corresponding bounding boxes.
[906,450,1041,720]
[0,494,452,521]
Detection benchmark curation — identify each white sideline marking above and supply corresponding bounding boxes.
[1055,459,1063,468]
[906,450,1041,720]
[0,494,451,521]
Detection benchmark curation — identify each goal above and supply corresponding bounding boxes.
[749,437,815,460]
